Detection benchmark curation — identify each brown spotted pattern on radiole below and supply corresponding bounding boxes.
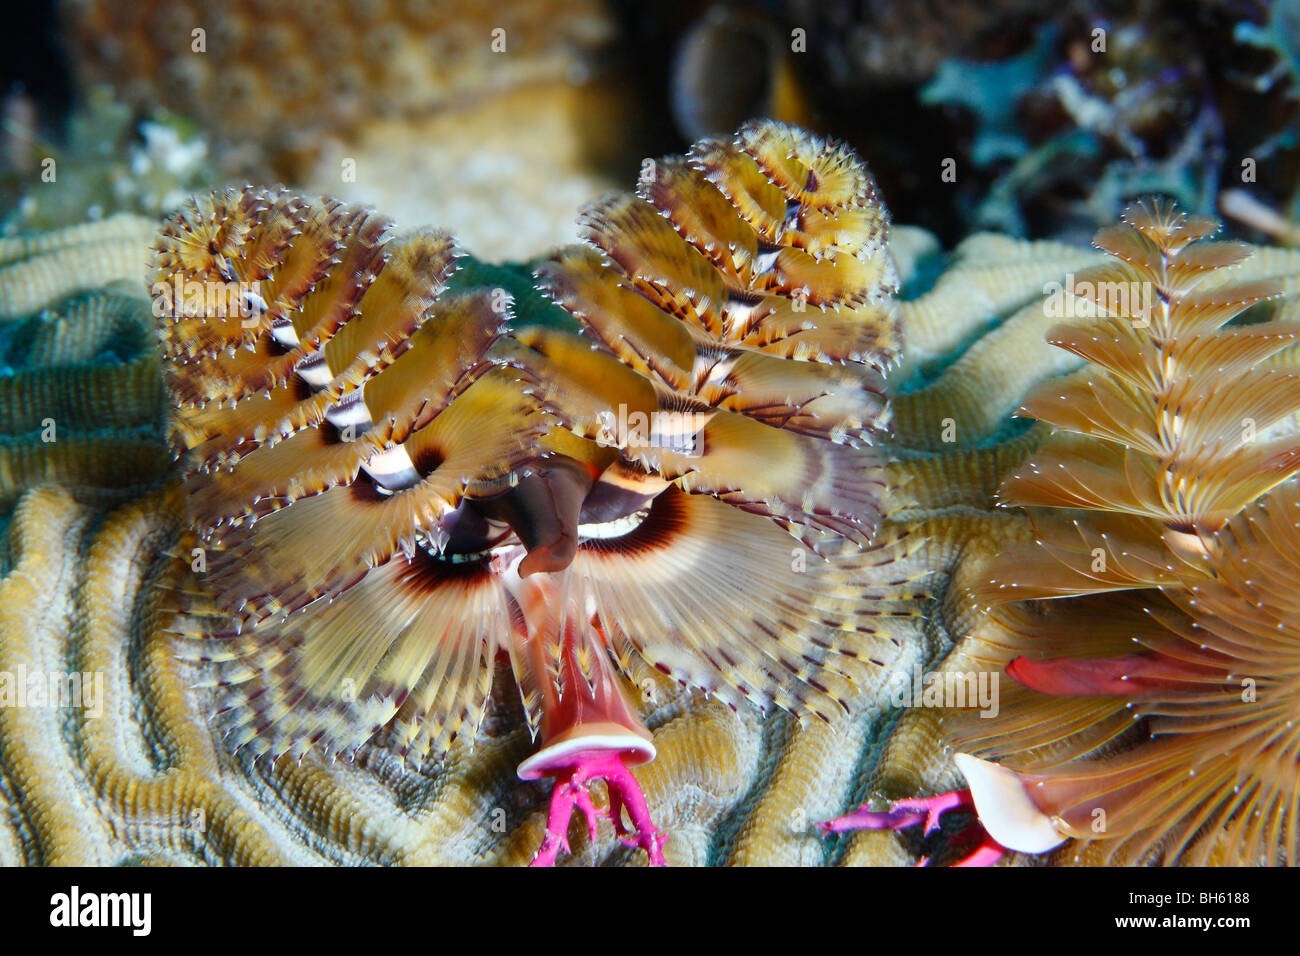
[156,185,553,761]
[535,119,900,555]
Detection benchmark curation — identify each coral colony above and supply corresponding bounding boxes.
[155,121,899,865]
[5,165,1298,868]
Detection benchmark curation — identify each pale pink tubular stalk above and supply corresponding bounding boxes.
[507,563,666,866]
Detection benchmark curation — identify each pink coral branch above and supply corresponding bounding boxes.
[530,750,666,867]
[817,789,1007,867]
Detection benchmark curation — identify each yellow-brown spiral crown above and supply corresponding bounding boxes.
[153,120,903,764]
[958,198,1300,865]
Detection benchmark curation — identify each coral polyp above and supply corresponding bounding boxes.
[154,120,900,865]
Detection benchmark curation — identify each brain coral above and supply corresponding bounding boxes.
[6,142,1298,865]
[0,195,1153,867]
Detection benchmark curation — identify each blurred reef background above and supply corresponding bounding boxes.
[1,0,1296,255]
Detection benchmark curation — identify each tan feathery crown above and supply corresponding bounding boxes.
[156,120,903,766]
[954,198,1300,865]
